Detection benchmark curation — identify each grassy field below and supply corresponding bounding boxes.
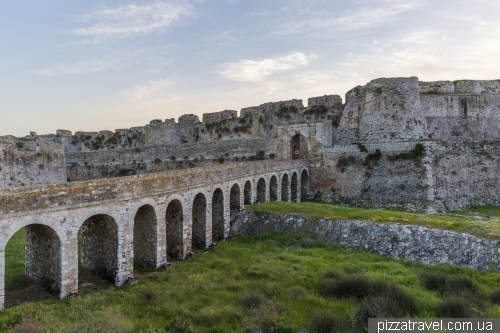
[2,229,500,332]
[247,202,500,241]
[4,229,32,292]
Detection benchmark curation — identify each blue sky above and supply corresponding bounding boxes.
[1,0,500,136]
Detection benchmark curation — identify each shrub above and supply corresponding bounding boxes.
[490,290,500,304]
[421,273,476,295]
[435,297,473,318]
[237,292,264,309]
[336,156,357,168]
[319,277,371,299]
[362,149,382,166]
[356,143,368,153]
[309,313,345,333]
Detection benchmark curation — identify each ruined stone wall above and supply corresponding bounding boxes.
[421,94,500,140]
[314,139,500,210]
[431,140,500,210]
[65,138,278,181]
[336,77,428,144]
[315,141,431,208]
[0,140,66,188]
[454,80,500,94]
[231,211,500,271]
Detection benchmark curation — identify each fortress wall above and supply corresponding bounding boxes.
[336,77,428,145]
[65,138,278,182]
[0,141,66,188]
[421,94,500,140]
[313,141,432,207]
[431,140,500,210]
[314,140,500,210]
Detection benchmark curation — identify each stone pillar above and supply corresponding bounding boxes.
[60,233,78,298]
[265,178,270,202]
[297,175,302,203]
[239,185,245,210]
[0,248,4,310]
[183,212,192,259]
[156,205,168,266]
[206,201,213,247]
[223,189,231,239]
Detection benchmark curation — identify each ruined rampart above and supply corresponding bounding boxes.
[0,140,66,188]
[65,138,278,181]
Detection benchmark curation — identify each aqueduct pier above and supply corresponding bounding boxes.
[0,159,310,309]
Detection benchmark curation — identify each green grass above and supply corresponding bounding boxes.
[247,202,500,241]
[2,231,500,332]
[4,229,32,291]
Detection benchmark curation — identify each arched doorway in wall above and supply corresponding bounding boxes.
[290,134,309,160]
[166,200,184,260]
[133,205,157,268]
[244,181,252,206]
[256,178,267,203]
[291,172,299,202]
[270,176,278,201]
[281,174,289,202]
[192,194,207,250]
[3,225,61,307]
[212,189,224,243]
[80,214,119,283]
[300,170,309,202]
[230,184,241,222]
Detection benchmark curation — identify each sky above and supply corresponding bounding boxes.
[1,0,500,136]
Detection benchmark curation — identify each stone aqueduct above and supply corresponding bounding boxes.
[0,159,310,310]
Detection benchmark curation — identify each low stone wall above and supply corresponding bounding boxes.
[231,211,500,271]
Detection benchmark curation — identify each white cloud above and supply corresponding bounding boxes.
[216,52,314,82]
[73,2,193,37]
[36,60,109,76]
[273,1,418,35]
[122,79,173,100]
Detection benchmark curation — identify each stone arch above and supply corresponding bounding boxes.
[133,204,157,268]
[192,193,207,249]
[230,183,241,220]
[5,224,61,295]
[291,172,299,202]
[244,180,252,206]
[300,169,310,202]
[80,214,119,282]
[166,199,184,260]
[256,178,266,203]
[281,173,290,202]
[212,188,224,242]
[269,175,278,201]
[290,133,309,160]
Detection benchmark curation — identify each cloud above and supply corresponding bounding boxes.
[272,0,418,35]
[122,79,173,100]
[73,1,193,37]
[36,60,109,76]
[216,52,314,82]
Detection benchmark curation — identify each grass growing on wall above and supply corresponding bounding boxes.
[247,202,500,241]
[2,231,500,332]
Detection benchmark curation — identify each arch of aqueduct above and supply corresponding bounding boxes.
[0,159,310,310]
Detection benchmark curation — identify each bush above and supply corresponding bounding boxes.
[490,290,500,304]
[309,313,346,333]
[421,273,476,295]
[336,156,357,168]
[362,149,382,166]
[435,297,474,318]
[237,292,264,309]
[319,277,371,299]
